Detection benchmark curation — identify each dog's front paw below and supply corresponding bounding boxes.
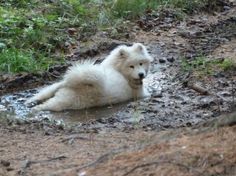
[25,97,41,107]
[142,89,152,98]
[31,105,43,112]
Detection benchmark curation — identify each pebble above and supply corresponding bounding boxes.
[218,91,231,97]
[167,57,175,63]
[224,6,230,10]
[159,58,166,63]
[1,160,10,167]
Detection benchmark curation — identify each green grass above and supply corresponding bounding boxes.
[164,0,218,13]
[0,0,221,74]
[111,0,219,19]
[111,0,147,19]
[0,48,56,73]
[181,57,236,77]
[219,59,236,71]
[0,0,89,73]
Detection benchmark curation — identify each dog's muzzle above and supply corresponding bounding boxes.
[129,78,144,89]
[133,78,143,85]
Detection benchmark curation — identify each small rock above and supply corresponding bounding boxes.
[223,6,230,10]
[44,131,52,136]
[1,160,10,167]
[0,42,6,49]
[213,72,225,78]
[185,53,194,59]
[64,41,71,48]
[0,105,7,111]
[198,96,218,108]
[159,42,165,47]
[217,80,229,87]
[78,171,87,176]
[7,167,14,172]
[167,57,175,63]
[186,122,192,127]
[218,91,231,97]
[159,58,166,63]
[164,17,173,23]
[67,28,77,35]
[6,167,14,171]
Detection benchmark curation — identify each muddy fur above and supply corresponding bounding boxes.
[26,43,153,111]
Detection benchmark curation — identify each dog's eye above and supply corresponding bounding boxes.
[139,63,143,66]
[129,65,134,69]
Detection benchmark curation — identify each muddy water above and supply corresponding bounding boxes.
[0,89,127,125]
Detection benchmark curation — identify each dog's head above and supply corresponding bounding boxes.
[113,43,153,89]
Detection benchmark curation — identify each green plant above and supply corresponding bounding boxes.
[219,59,236,71]
[112,0,147,19]
[0,48,59,73]
[181,57,236,78]
[0,1,88,73]
[162,0,220,13]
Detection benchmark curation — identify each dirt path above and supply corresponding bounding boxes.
[0,3,236,176]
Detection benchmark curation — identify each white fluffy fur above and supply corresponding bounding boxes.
[26,43,153,111]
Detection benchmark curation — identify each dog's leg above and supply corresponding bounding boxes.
[33,97,68,111]
[26,81,65,104]
[32,88,77,112]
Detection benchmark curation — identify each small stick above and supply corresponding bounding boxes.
[187,82,210,95]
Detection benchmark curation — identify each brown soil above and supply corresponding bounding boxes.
[0,112,235,176]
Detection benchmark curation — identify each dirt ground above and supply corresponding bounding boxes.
[0,112,235,176]
[0,1,236,176]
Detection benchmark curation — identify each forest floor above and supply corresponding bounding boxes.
[0,2,236,176]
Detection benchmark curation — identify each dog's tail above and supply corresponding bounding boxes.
[64,60,105,89]
[26,81,65,104]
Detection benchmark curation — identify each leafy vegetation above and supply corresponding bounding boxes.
[0,0,89,73]
[111,0,220,19]
[181,57,236,78]
[0,0,222,73]
[0,49,54,73]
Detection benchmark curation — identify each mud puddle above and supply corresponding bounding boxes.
[1,60,234,132]
[0,89,126,125]
[0,64,164,127]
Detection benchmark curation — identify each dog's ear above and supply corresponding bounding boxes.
[133,43,154,62]
[148,55,154,62]
[133,43,145,53]
[118,48,129,59]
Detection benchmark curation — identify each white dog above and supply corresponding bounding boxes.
[27,43,153,111]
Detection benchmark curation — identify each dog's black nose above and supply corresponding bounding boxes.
[138,73,144,79]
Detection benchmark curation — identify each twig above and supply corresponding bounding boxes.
[78,153,111,171]
[46,70,62,78]
[122,160,202,176]
[185,80,228,105]
[61,134,91,143]
[50,156,112,176]
[187,82,210,95]
[19,156,66,176]
[76,147,128,173]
